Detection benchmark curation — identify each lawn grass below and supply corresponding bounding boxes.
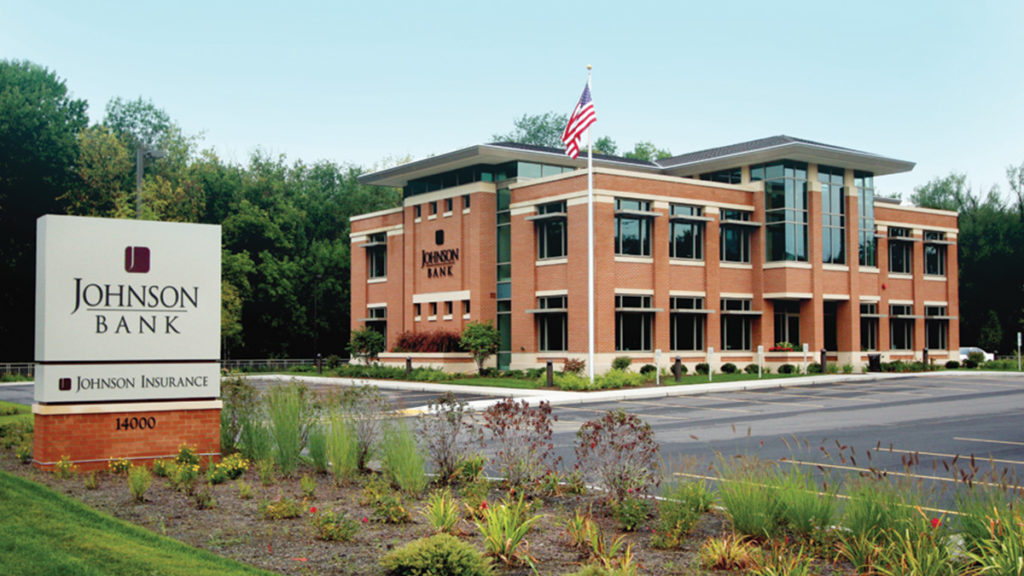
[0,469,277,576]
[0,400,32,435]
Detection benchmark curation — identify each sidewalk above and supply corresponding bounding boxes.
[246,371,922,415]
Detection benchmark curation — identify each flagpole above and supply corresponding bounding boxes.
[586,65,595,385]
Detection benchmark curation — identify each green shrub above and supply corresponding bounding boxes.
[236,480,254,500]
[258,495,303,520]
[380,533,493,576]
[945,360,960,369]
[968,351,986,365]
[550,372,600,391]
[374,490,413,524]
[806,362,823,374]
[207,453,249,484]
[562,358,586,375]
[127,465,152,503]
[423,488,461,535]
[265,383,310,477]
[474,493,541,566]
[717,456,784,539]
[963,359,978,369]
[639,364,657,376]
[653,478,711,549]
[776,466,836,541]
[842,363,854,374]
[778,363,796,374]
[53,455,77,479]
[310,508,360,541]
[175,443,200,466]
[327,411,359,484]
[743,363,760,375]
[381,419,428,496]
[219,376,259,455]
[695,363,710,375]
[597,370,645,389]
[611,356,632,371]
[107,457,131,475]
[306,420,328,473]
[15,443,32,464]
[610,496,649,531]
[151,459,173,478]
[720,362,737,374]
[827,363,840,374]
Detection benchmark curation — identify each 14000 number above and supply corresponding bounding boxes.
[115,416,156,431]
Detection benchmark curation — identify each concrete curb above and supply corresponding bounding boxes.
[239,370,1008,416]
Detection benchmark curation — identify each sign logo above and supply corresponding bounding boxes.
[124,246,150,273]
[58,378,71,391]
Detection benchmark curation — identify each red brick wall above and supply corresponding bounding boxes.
[33,407,220,472]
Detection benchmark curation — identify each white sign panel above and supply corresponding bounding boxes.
[36,363,221,403]
[35,215,221,403]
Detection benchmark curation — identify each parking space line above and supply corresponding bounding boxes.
[875,447,1024,467]
[955,437,1024,448]
[718,394,825,409]
[753,390,881,403]
[662,401,753,414]
[784,458,1005,489]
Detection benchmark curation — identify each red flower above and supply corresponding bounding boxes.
[309,506,317,514]
[292,557,307,562]
[931,517,941,529]
[362,516,369,523]
[480,502,488,510]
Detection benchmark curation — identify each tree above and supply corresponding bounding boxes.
[0,60,88,360]
[460,322,500,375]
[348,327,386,364]
[979,310,1003,353]
[104,96,171,150]
[62,124,134,217]
[910,173,972,213]
[1007,162,1024,221]
[492,112,567,148]
[624,141,672,162]
[593,136,618,156]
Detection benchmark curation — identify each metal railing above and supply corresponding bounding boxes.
[0,363,34,377]
[1,359,351,378]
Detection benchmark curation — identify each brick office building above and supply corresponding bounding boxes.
[351,136,958,373]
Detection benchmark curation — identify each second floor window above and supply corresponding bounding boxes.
[535,201,567,259]
[720,209,751,263]
[614,198,652,256]
[366,233,387,279]
[889,227,912,274]
[924,231,946,276]
[669,204,703,260]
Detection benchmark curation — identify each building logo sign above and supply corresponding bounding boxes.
[421,248,459,278]
[35,215,221,403]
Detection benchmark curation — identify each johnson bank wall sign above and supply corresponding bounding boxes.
[35,215,221,403]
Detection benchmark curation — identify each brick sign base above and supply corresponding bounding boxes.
[32,400,221,472]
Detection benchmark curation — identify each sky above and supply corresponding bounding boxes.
[2,0,1022,198]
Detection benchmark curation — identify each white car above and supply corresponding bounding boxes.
[959,347,994,362]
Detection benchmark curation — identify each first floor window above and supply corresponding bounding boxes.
[670,297,704,351]
[615,294,652,351]
[536,296,567,351]
[860,303,878,351]
[366,307,387,339]
[721,298,753,351]
[926,306,948,350]
[890,304,913,350]
[773,301,800,346]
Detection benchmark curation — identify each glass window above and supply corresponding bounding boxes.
[414,205,421,218]
[773,301,800,345]
[926,306,948,350]
[720,210,751,263]
[671,297,704,351]
[860,302,878,351]
[856,171,876,267]
[463,194,471,209]
[890,304,913,350]
[670,204,703,260]
[699,168,742,184]
[518,162,542,179]
[536,201,567,260]
[366,306,386,338]
[615,198,652,256]
[367,233,387,279]
[819,166,846,264]
[615,295,653,351]
[463,300,471,315]
[720,298,753,351]
[536,296,567,352]
[430,302,438,316]
[414,303,421,317]
[435,230,444,245]
[924,231,946,276]
[445,198,453,212]
[445,301,453,315]
[758,161,808,262]
[888,227,912,274]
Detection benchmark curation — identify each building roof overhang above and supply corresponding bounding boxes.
[656,136,915,177]
[358,143,660,188]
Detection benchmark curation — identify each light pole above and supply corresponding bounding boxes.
[135,146,165,219]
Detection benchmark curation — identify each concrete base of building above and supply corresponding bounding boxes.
[32,400,221,472]
[378,352,478,374]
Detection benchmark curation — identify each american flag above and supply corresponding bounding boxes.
[561,83,596,159]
